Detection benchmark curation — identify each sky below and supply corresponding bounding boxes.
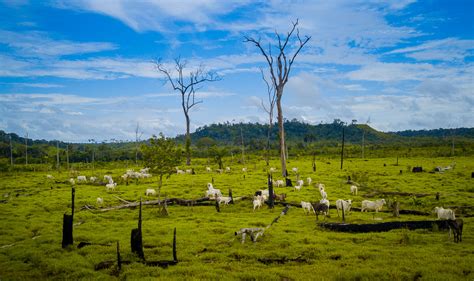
[0,0,473,142]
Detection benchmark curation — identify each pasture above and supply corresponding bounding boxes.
[0,156,473,280]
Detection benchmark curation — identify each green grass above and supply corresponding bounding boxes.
[0,156,473,280]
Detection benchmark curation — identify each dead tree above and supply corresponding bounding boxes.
[135,122,143,164]
[245,19,310,177]
[260,68,276,166]
[155,58,220,166]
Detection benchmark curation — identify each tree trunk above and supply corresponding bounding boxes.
[276,93,287,177]
[158,175,163,204]
[265,123,271,166]
[185,112,191,166]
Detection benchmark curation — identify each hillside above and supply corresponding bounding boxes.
[179,119,474,146]
[1,120,474,165]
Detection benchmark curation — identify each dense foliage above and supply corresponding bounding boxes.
[1,120,473,170]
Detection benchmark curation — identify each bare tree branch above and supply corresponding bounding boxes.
[154,56,221,165]
[245,18,310,176]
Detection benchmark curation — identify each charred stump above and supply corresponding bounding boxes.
[412,167,423,173]
[173,227,177,262]
[117,241,122,271]
[62,187,75,248]
[392,201,400,217]
[215,199,220,213]
[131,198,144,260]
[268,174,274,209]
[228,189,233,202]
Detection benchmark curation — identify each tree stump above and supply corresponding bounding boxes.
[228,189,234,204]
[62,214,73,248]
[215,199,220,213]
[131,228,144,259]
[61,187,75,248]
[412,167,423,173]
[268,174,274,209]
[392,201,400,217]
[172,227,177,262]
[117,241,122,271]
[131,199,144,259]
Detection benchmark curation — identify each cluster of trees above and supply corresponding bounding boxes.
[1,121,473,169]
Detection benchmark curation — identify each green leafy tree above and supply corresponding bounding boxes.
[141,133,182,198]
[209,145,228,170]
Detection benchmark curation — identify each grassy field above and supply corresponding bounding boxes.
[0,156,473,280]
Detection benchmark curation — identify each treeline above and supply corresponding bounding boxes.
[1,120,473,169]
[0,130,139,166]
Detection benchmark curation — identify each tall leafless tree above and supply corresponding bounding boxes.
[25,132,28,165]
[245,19,310,176]
[260,68,276,166]
[156,57,220,166]
[135,122,143,164]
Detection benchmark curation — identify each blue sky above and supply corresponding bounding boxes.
[0,0,472,142]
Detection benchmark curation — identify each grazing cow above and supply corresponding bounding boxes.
[275,180,285,187]
[253,195,264,211]
[312,202,329,220]
[336,199,352,217]
[301,201,315,215]
[217,196,232,205]
[106,182,117,191]
[145,188,156,196]
[77,176,87,183]
[447,219,463,243]
[433,207,456,220]
[361,199,386,212]
[350,185,358,195]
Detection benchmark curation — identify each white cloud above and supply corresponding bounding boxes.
[346,62,454,82]
[1,82,64,88]
[0,30,117,57]
[387,38,474,62]
[53,0,252,33]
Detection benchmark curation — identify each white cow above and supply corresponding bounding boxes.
[275,180,284,187]
[253,195,264,211]
[106,182,117,191]
[301,201,315,215]
[433,207,456,220]
[350,185,358,195]
[361,199,386,212]
[336,199,352,217]
[217,196,232,205]
[77,176,87,183]
[145,188,156,196]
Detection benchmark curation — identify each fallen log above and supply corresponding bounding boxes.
[99,196,251,211]
[319,220,450,233]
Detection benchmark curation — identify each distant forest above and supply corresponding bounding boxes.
[1,119,473,167]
